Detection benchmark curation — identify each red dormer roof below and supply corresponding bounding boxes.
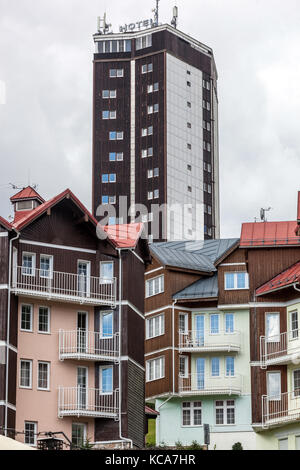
[103,223,144,249]
[240,221,300,247]
[10,186,45,203]
[298,192,300,223]
[0,215,12,231]
[256,261,300,296]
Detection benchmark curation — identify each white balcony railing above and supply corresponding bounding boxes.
[12,266,116,306]
[179,330,241,353]
[262,390,300,428]
[179,373,243,396]
[58,387,119,418]
[59,330,119,362]
[260,330,300,368]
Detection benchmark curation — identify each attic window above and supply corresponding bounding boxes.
[16,201,35,211]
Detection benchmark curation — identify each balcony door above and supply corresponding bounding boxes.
[77,261,91,297]
[77,366,88,410]
[196,358,205,390]
[77,312,88,354]
[195,315,205,346]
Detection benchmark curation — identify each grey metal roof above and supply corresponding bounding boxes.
[173,273,219,300]
[150,238,239,273]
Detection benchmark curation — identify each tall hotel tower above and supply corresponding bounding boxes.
[92,10,220,241]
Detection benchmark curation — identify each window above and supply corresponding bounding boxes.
[187,81,191,87]
[187,143,191,150]
[109,131,123,140]
[147,169,153,179]
[98,40,131,54]
[102,89,116,99]
[102,174,109,183]
[210,314,219,334]
[146,314,165,339]
[267,371,281,400]
[215,400,235,425]
[20,360,32,388]
[293,370,300,397]
[187,164,192,171]
[148,212,153,222]
[278,438,288,451]
[40,255,53,278]
[110,152,123,161]
[109,196,116,204]
[211,358,220,377]
[224,272,249,290]
[182,402,202,426]
[187,101,191,108]
[146,356,165,382]
[102,110,116,119]
[187,186,192,193]
[153,103,159,113]
[146,275,164,298]
[147,105,153,114]
[136,34,152,50]
[187,70,191,75]
[100,261,114,282]
[22,252,36,276]
[179,356,188,378]
[290,310,299,339]
[179,313,188,333]
[102,196,109,205]
[21,304,33,332]
[72,423,86,449]
[38,307,50,333]
[109,68,124,77]
[225,357,235,376]
[17,200,34,211]
[153,167,159,177]
[203,100,211,111]
[100,366,113,394]
[109,174,116,183]
[266,313,280,342]
[225,314,234,333]
[187,122,191,129]
[25,422,37,446]
[100,311,113,338]
[141,63,153,74]
[37,362,50,390]
[154,189,159,199]
[203,79,211,90]
[147,83,159,93]
[148,191,153,200]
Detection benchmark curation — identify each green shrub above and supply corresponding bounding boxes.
[232,442,243,450]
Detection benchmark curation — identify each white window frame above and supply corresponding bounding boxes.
[210,314,220,335]
[179,355,189,378]
[22,252,36,277]
[24,421,37,446]
[211,357,220,377]
[225,356,235,377]
[267,371,281,401]
[146,356,165,382]
[20,304,33,332]
[290,310,299,340]
[146,313,165,340]
[225,313,235,334]
[38,306,50,334]
[37,361,50,391]
[265,312,280,343]
[145,275,164,298]
[181,401,202,427]
[179,313,189,334]
[292,369,300,398]
[100,261,114,284]
[20,359,32,389]
[72,423,87,449]
[215,400,235,426]
[39,254,53,279]
[224,272,249,290]
[100,311,114,339]
[99,365,113,395]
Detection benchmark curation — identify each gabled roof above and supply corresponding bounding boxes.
[240,221,300,247]
[298,192,300,223]
[173,273,218,301]
[145,405,159,416]
[103,223,145,249]
[10,186,45,203]
[0,215,12,231]
[256,261,300,296]
[150,239,239,273]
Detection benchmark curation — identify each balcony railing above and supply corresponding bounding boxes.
[179,330,241,353]
[58,387,119,419]
[59,330,119,362]
[11,266,116,306]
[262,390,300,428]
[260,329,300,368]
[179,373,243,396]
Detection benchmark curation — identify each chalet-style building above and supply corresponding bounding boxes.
[144,239,256,450]
[0,186,150,449]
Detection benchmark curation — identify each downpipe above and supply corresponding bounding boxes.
[293,283,300,293]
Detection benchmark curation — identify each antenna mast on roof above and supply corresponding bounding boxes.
[97,13,112,34]
[260,207,272,222]
[153,0,160,26]
[171,5,178,28]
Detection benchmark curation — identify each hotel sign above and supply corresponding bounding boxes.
[119,19,155,33]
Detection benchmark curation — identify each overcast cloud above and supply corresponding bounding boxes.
[0,0,300,238]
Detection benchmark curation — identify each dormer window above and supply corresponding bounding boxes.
[16,200,37,211]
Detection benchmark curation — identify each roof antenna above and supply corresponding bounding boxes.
[97,13,112,34]
[153,0,160,26]
[171,5,178,28]
[260,207,272,222]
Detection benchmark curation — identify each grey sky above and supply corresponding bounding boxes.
[0,0,299,238]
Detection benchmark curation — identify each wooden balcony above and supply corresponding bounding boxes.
[11,266,116,306]
[58,387,119,419]
[260,330,300,368]
[179,373,243,396]
[262,390,300,428]
[179,330,241,353]
[59,330,119,362]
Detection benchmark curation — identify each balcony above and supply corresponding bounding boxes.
[179,373,243,396]
[59,330,119,362]
[260,330,300,368]
[179,330,241,353]
[11,266,116,306]
[262,390,300,428]
[58,387,119,419]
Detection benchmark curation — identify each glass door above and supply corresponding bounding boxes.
[77,312,87,354]
[77,261,90,297]
[196,358,205,390]
[195,315,205,346]
[77,367,87,410]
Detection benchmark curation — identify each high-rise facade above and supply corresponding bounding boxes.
[92,21,220,242]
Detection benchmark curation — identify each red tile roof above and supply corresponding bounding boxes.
[10,186,45,203]
[0,216,12,231]
[103,223,144,249]
[298,192,300,222]
[240,221,300,247]
[145,405,159,416]
[256,261,300,296]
